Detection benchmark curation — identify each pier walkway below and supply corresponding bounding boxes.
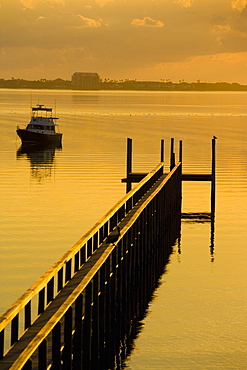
[0,138,215,370]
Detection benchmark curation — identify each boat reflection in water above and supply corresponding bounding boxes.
[16,142,62,182]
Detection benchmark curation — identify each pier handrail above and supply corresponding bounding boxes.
[1,163,181,370]
[0,162,164,356]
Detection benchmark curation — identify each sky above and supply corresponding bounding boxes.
[1,0,247,83]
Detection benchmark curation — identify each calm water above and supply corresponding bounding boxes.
[0,89,247,368]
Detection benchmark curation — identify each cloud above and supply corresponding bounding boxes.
[231,0,247,11]
[152,52,247,83]
[20,0,37,9]
[131,16,164,27]
[174,0,194,8]
[20,0,65,9]
[76,15,101,28]
[211,25,233,45]
[95,0,114,6]
[2,0,247,83]
[207,51,247,62]
[36,16,47,21]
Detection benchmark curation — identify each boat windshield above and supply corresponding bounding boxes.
[27,124,55,131]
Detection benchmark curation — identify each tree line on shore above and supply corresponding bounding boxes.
[1,77,247,91]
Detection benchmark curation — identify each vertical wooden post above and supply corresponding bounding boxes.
[52,321,61,369]
[25,302,31,330]
[47,277,54,304]
[91,273,99,369]
[63,307,73,370]
[87,238,93,258]
[104,257,112,368]
[211,137,216,219]
[38,339,47,370]
[73,295,83,370]
[210,137,216,262]
[179,140,182,163]
[170,138,175,170]
[38,288,45,315]
[179,140,183,186]
[99,264,106,366]
[80,245,86,265]
[160,139,164,162]
[58,267,63,292]
[83,283,92,369]
[74,251,80,272]
[0,330,4,360]
[93,232,98,252]
[11,315,19,345]
[126,138,132,193]
[65,260,72,282]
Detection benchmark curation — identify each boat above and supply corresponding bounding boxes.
[16,104,62,145]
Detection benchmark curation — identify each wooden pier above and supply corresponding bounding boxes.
[0,137,216,370]
[122,137,216,215]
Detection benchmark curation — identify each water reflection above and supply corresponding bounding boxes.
[120,212,215,369]
[181,212,211,223]
[182,212,215,261]
[16,143,62,182]
[120,255,171,369]
[210,213,215,262]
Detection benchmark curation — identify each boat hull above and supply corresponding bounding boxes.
[16,129,62,145]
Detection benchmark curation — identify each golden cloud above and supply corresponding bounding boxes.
[21,0,65,9]
[174,0,194,8]
[95,0,114,6]
[76,15,101,28]
[131,16,164,27]
[20,0,37,9]
[231,0,247,11]
[212,24,232,44]
[192,52,247,64]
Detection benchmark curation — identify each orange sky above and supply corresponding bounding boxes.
[1,0,247,83]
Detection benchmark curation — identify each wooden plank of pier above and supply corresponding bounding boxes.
[0,164,181,370]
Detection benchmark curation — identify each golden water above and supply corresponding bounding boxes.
[0,89,246,368]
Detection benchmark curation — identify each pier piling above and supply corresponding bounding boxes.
[211,137,216,216]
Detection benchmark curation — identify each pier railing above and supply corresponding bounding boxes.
[0,136,216,369]
[0,161,181,370]
[0,162,164,360]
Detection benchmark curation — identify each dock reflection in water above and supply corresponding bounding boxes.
[182,212,215,262]
[16,143,62,182]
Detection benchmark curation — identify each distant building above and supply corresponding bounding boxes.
[71,72,100,89]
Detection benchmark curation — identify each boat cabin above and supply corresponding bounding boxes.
[27,124,55,131]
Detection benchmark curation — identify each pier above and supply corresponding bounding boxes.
[0,138,216,370]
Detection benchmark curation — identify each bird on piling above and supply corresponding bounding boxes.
[213,135,217,139]
[105,226,121,245]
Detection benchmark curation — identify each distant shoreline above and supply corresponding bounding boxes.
[1,78,247,91]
